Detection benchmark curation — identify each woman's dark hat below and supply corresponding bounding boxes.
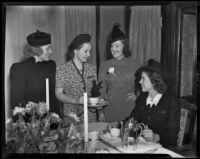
[68,34,91,51]
[109,23,127,44]
[27,30,51,46]
[136,59,168,83]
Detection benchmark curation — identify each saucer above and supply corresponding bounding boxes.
[88,100,108,108]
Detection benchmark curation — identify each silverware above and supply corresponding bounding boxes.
[145,148,159,153]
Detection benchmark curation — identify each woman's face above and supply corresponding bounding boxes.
[139,72,154,92]
[74,42,91,63]
[111,40,124,60]
[38,44,52,61]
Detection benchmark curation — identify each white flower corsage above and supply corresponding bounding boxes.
[107,67,117,77]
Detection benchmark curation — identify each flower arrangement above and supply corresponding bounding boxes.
[6,102,84,153]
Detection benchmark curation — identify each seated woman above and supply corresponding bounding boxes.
[107,59,181,148]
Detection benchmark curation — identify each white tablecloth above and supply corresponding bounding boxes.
[79,122,184,157]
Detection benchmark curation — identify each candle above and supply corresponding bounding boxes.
[84,92,88,143]
[46,78,49,111]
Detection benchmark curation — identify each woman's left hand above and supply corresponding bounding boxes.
[142,128,160,142]
[142,128,154,141]
[98,112,105,122]
[125,92,137,101]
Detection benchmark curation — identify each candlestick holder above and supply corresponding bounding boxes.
[84,142,89,153]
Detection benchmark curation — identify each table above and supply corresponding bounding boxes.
[78,122,185,157]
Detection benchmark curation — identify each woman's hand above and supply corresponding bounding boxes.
[125,92,137,101]
[106,121,120,131]
[142,128,160,143]
[98,112,105,122]
[77,96,84,104]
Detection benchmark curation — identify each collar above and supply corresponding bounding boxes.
[33,56,42,63]
[146,93,162,108]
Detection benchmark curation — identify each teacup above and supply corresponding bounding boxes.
[110,128,120,137]
[89,131,99,141]
[89,97,99,106]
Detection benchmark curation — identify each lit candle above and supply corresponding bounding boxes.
[46,78,49,111]
[84,92,88,143]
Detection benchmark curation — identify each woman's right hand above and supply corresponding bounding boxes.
[77,96,84,104]
[106,121,120,131]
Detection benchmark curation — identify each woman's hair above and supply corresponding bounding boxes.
[66,42,89,61]
[23,43,43,58]
[145,71,168,94]
[120,39,131,57]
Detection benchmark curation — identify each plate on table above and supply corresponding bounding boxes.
[88,100,108,108]
[99,133,162,153]
[99,132,122,146]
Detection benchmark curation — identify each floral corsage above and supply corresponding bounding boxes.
[107,67,117,77]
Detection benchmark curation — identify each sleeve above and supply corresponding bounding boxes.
[93,66,97,81]
[98,62,108,100]
[159,97,181,147]
[55,65,66,89]
[10,63,26,109]
[90,64,97,81]
[123,95,141,123]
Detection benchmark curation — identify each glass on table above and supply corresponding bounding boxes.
[121,120,143,150]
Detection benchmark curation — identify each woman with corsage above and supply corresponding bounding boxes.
[107,59,181,148]
[55,34,97,123]
[98,23,139,122]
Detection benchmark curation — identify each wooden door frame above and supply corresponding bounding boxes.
[161,1,197,98]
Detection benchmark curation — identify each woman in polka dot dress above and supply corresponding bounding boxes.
[56,34,97,123]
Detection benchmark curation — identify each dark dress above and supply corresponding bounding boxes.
[124,92,181,147]
[10,57,59,115]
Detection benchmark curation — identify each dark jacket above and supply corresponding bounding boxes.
[10,57,60,116]
[124,92,181,147]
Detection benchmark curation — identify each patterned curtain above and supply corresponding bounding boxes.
[129,6,161,65]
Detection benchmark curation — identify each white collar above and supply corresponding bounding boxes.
[146,93,162,108]
[33,56,42,63]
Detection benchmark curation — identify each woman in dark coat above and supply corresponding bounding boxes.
[107,59,181,148]
[10,30,59,117]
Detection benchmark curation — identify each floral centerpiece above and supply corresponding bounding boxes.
[6,102,84,153]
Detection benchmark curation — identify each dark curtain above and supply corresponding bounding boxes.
[161,3,182,97]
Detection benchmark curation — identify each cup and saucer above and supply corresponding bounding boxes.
[88,98,108,108]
